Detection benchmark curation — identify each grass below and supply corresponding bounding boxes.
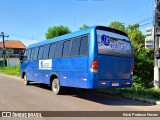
[100,88,160,101]
[0,64,20,77]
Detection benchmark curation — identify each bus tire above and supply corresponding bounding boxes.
[24,74,29,85]
[51,78,62,95]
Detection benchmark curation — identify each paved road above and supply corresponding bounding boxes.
[0,74,160,120]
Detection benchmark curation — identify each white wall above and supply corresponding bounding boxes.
[7,58,20,66]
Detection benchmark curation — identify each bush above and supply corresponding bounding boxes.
[102,88,160,100]
[0,64,20,76]
[133,48,154,89]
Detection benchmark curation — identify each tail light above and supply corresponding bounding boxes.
[90,61,98,73]
[131,64,134,75]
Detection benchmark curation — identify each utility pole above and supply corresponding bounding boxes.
[154,0,160,88]
[0,32,9,67]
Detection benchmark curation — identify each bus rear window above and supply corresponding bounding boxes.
[97,30,133,58]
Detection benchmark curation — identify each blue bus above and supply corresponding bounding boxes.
[20,26,134,94]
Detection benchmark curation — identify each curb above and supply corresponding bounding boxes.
[97,90,160,105]
[0,73,21,81]
[0,73,20,78]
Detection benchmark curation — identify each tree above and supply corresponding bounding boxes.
[46,25,71,39]
[79,24,89,30]
[126,24,145,52]
[109,22,145,51]
[108,21,125,32]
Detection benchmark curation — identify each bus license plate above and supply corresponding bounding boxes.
[112,82,119,86]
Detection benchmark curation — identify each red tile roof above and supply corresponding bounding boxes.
[0,40,26,49]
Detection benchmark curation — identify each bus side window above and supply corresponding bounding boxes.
[63,40,71,57]
[49,44,56,59]
[71,37,81,56]
[27,49,32,60]
[33,47,39,60]
[23,50,28,61]
[24,50,28,56]
[31,48,35,60]
[43,44,50,59]
[55,41,64,58]
[79,36,88,56]
[38,46,44,59]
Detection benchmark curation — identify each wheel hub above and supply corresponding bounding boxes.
[53,81,59,92]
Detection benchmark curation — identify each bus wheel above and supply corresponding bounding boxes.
[51,78,61,95]
[24,74,29,85]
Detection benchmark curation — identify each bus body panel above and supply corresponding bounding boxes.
[58,72,89,88]
[53,57,88,72]
[92,26,134,89]
[54,56,89,88]
[116,57,133,80]
[21,56,90,88]
[93,78,132,88]
[98,55,117,80]
[20,26,134,90]
[98,55,133,80]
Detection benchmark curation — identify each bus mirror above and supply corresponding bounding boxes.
[19,50,24,61]
[19,55,24,61]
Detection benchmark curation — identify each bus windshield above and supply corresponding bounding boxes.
[97,29,133,58]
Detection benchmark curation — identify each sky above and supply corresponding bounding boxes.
[0,0,154,47]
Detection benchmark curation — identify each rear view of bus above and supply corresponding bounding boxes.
[92,26,134,88]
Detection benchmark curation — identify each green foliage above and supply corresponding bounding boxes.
[46,25,71,39]
[79,24,90,30]
[0,60,4,67]
[108,21,125,32]
[109,21,154,88]
[122,88,160,100]
[127,24,154,88]
[0,64,20,76]
[102,88,160,100]
[126,24,145,52]
[133,48,154,88]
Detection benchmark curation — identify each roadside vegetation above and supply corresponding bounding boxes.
[0,64,20,77]
[101,88,160,101]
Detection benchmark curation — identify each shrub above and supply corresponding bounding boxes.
[0,64,20,76]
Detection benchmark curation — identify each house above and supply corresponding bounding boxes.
[0,40,26,66]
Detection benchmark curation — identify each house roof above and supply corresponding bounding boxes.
[0,40,26,49]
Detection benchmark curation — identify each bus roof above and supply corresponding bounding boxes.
[27,26,128,49]
[27,26,96,49]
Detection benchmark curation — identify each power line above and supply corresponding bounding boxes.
[5,32,42,41]
[1,32,42,47]
[139,23,152,28]
[128,13,152,23]
[126,0,154,27]
[137,17,153,24]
